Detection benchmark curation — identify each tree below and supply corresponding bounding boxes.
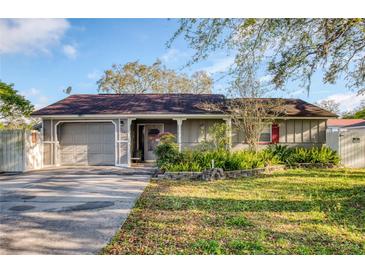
[169,19,365,94]
[97,60,212,94]
[198,122,230,151]
[316,99,340,115]
[342,100,365,119]
[169,19,365,149]
[0,81,34,128]
[198,81,285,151]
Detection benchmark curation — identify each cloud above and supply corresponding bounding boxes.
[62,44,77,59]
[20,87,40,97]
[35,96,50,109]
[20,88,50,109]
[0,19,70,55]
[320,92,365,112]
[87,70,102,80]
[202,56,235,74]
[160,48,188,64]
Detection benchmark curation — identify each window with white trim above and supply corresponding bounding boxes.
[259,125,272,143]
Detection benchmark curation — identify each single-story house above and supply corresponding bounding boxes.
[31,94,336,167]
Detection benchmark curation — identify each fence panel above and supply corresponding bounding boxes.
[340,129,365,168]
[0,130,25,172]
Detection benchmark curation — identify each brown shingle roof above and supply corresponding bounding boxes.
[32,94,226,116]
[31,94,337,117]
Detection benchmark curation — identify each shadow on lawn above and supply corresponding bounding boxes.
[139,185,365,231]
[270,169,365,180]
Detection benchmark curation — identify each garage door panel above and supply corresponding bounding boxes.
[88,123,101,133]
[103,153,115,163]
[73,133,86,144]
[88,153,115,166]
[60,122,115,166]
[88,144,104,154]
[88,134,101,144]
[103,144,115,154]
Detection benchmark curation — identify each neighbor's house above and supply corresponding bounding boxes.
[327,119,365,132]
[31,94,336,167]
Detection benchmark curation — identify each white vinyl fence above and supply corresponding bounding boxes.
[0,130,42,172]
[327,128,365,168]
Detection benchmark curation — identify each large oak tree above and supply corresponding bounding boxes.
[97,60,212,94]
[169,18,365,94]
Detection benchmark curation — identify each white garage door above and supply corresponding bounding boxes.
[59,122,115,166]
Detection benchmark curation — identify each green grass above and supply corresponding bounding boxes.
[102,168,365,255]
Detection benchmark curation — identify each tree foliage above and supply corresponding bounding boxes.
[228,98,285,150]
[342,100,365,118]
[315,99,340,115]
[169,18,365,94]
[97,60,212,94]
[0,81,34,128]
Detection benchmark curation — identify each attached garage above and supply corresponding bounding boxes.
[58,122,115,166]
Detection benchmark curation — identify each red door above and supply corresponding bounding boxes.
[272,124,279,144]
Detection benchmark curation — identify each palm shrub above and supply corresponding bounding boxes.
[266,144,292,164]
[164,162,202,172]
[258,149,281,166]
[192,149,229,170]
[265,144,339,166]
[288,147,312,164]
[283,146,340,166]
[156,137,339,172]
[304,146,340,165]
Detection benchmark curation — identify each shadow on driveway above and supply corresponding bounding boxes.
[0,167,151,254]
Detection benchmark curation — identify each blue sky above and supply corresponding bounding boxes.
[0,18,364,112]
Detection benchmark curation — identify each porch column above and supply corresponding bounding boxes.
[173,118,186,152]
[224,118,232,150]
[127,118,135,167]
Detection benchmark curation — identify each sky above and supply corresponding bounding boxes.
[0,18,364,112]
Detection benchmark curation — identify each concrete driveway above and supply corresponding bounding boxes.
[0,167,152,255]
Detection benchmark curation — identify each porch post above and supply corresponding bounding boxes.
[127,118,135,167]
[224,118,232,150]
[173,118,186,152]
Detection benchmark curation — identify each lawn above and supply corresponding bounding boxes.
[102,168,365,255]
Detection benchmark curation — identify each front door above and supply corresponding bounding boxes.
[144,124,163,161]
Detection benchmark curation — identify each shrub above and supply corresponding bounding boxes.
[160,149,280,172]
[165,161,202,172]
[192,149,229,170]
[156,138,339,172]
[289,146,340,165]
[155,132,181,170]
[266,144,293,164]
[267,144,340,166]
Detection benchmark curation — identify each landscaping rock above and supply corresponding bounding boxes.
[201,168,225,181]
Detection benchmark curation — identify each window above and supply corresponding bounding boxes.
[259,125,272,143]
[198,123,206,142]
